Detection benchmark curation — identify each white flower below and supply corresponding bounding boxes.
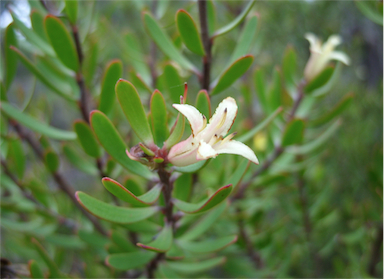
[167,97,259,167]
[304,33,350,81]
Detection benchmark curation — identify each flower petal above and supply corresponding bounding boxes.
[197,140,218,160]
[167,135,200,167]
[173,104,205,137]
[202,97,238,141]
[215,139,259,164]
[328,51,350,65]
[305,33,321,53]
[322,35,342,53]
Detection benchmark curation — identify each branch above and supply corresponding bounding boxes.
[9,120,107,236]
[368,223,383,278]
[198,0,212,90]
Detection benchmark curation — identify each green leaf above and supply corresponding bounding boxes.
[90,110,153,179]
[137,224,173,252]
[62,143,98,175]
[158,263,182,278]
[254,68,268,113]
[44,148,60,172]
[75,191,158,224]
[163,64,184,104]
[1,218,43,233]
[111,230,137,252]
[207,0,216,35]
[310,93,354,127]
[65,0,78,24]
[4,23,18,91]
[268,67,283,111]
[115,79,154,146]
[174,160,207,173]
[282,46,297,88]
[122,220,161,233]
[173,173,192,201]
[8,138,25,180]
[178,235,237,254]
[46,234,85,249]
[179,201,227,241]
[129,71,153,95]
[166,257,226,274]
[227,159,250,188]
[311,62,342,97]
[212,0,255,38]
[237,106,282,142]
[123,177,144,196]
[143,12,197,72]
[9,47,76,101]
[282,119,305,147]
[83,40,98,87]
[74,120,101,158]
[176,10,205,56]
[78,230,108,249]
[304,66,334,94]
[31,238,62,278]
[287,120,341,155]
[30,10,48,42]
[166,243,185,260]
[174,184,232,214]
[44,15,79,72]
[106,251,155,270]
[102,177,162,206]
[164,114,185,150]
[195,90,211,118]
[150,90,169,147]
[0,102,77,140]
[28,260,45,279]
[356,1,383,25]
[228,15,258,66]
[98,60,123,115]
[210,55,254,96]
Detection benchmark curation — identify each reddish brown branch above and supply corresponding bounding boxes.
[198,0,212,90]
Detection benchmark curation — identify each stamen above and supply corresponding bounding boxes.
[216,108,227,130]
[208,134,221,146]
[220,132,237,145]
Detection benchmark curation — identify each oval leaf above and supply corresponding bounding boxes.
[164,114,185,150]
[44,15,79,71]
[115,79,153,146]
[210,55,253,96]
[176,10,205,56]
[62,143,98,175]
[65,0,78,24]
[106,251,155,270]
[282,119,306,147]
[166,257,226,274]
[163,64,184,104]
[304,66,334,94]
[8,138,25,180]
[137,224,173,252]
[102,177,162,206]
[44,148,60,172]
[75,191,158,224]
[28,260,44,279]
[1,102,77,140]
[178,235,237,254]
[4,23,18,91]
[174,184,232,214]
[195,90,211,118]
[98,60,123,115]
[150,90,169,147]
[74,120,101,158]
[90,110,153,179]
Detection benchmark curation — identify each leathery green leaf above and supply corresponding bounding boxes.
[166,257,226,274]
[90,111,153,178]
[75,191,158,224]
[137,224,173,252]
[163,64,184,104]
[122,220,161,234]
[158,263,182,278]
[174,184,232,214]
[207,0,216,35]
[1,102,77,140]
[111,230,137,252]
[237,106,283,142]
[210,55,253,96]
[31,238,62,278]
[268,67,283,111]
[304,66,334,94]
[115,79,153,146]
[195,90,211,118]
[65,0,78,24]
[44,15,79,72]
[151,90,169,147]
[124,177,144,196]
[282,119,306,147]
[176,10,205,56]
[173,173,192,201]
[44,148,60,172]
[143,12,197,72]
[4,23,18,90]
[310,93,354,127]
[98,60,123,115]
[164,114,185,150]
[106,251,155,270]
[282,45,297,88]
[228,15,258,66]
[174,160,207,173]
[166,243,185,260]
[227,159,250,189]
[212,0,255,38]
[178,235,238,254]
[8,138,25,180]
[74,120,101,158]
[254,68,268,113]
[31,10,48,42]
[179,201,226,241]
[62,143,98,175]
[10,47,76,101]
[28,260,44,279]
[102,177,162,206]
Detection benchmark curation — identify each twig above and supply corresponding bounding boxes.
[198,0,212,90]
[9,120,107,236]
[368,223,383,278]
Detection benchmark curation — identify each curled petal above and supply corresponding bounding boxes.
[173,104,205,137]
[202,97,238,141]
[215,140,259,164]
[322,35,342,52]
[305,33,321,53]
[328,51,350,65]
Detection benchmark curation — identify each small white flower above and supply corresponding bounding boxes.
[167,97,259,167]
[304,33,350,81]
